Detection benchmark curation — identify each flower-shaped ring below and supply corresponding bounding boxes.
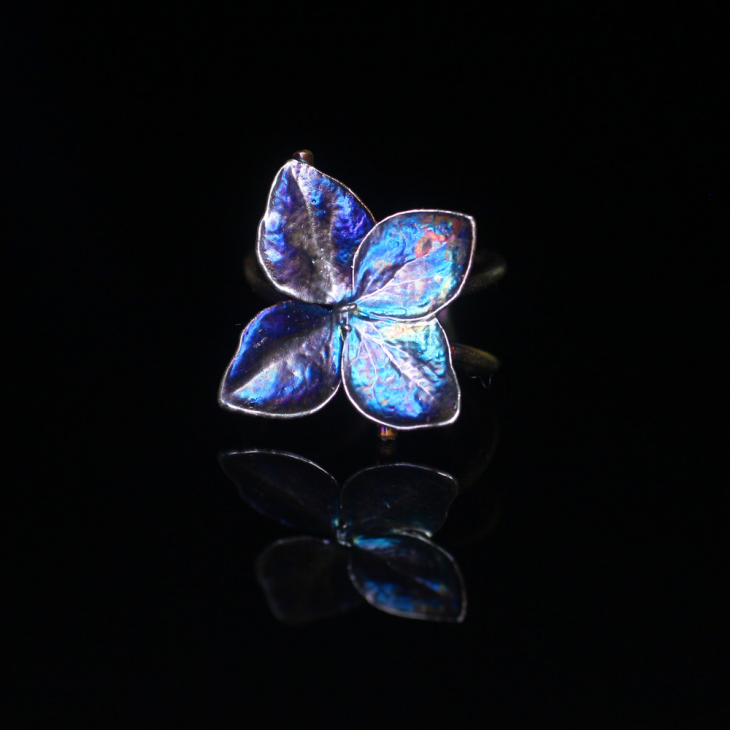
[219,152,502,430]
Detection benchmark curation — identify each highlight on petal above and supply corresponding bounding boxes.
[352,210,475,319]
[219,450,340,535]
[258,159,375,305]
[348,533,466,622]
[338,464,458,543]
[342,316,460,429]
[256,537,363,624]
[219,301,342,417]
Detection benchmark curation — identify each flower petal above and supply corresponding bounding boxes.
[349,534,466,622]
[219,450,340,535]
[353,210,474,319]
[338,464,458,543]
[342,315,459,429]
[256,537,363,624]
[219,301,341,417]
[258,159,375,305]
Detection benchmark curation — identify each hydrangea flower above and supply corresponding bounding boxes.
[219,157,475,429]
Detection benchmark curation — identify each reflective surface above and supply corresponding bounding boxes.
[220,450,468,623]
[219,450,340,533]
[350,533,464,621]
[338,464,457,539]
[256,537,363,624]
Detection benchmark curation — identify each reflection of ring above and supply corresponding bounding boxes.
[219,150,505,431]
[221,450,466,622]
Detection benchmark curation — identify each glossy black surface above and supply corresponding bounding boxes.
[222,451,466,622]
[8,6,721,727]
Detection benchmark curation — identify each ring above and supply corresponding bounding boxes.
[219,150,505,432]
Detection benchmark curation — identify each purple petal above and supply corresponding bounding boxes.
[258,160,375,305]
[219,301,341,417]
[342,315,459,429]
[353,210,474,319]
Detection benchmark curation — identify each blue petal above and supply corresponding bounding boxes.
[256,537,363,624]
[219,301,342,416]
[349,534,466,622]
[219,450,340,535]
[342,315,459,429]
[338,464,458,543]
[258,160,375,305]
[352,210,474,319]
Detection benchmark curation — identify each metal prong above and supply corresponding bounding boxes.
[379,425,398,440]
[293,150,314,164]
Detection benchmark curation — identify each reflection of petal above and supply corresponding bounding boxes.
[219,451,340,535]
[353,211,474,319]
[342,316,459,429]
[339,464,458,541]
[219,301,342,417]
[258,160,375,305]
[348,534,466,622]
[256,537,363,625]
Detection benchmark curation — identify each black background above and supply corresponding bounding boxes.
[7,5,724,727]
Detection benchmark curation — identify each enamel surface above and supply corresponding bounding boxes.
[353,210,474,319]
[342,315,459,428]
[219,301,342,417]
[258,160,375,305]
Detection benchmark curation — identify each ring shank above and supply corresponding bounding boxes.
[450,343,500,375]
[461,250,507,296]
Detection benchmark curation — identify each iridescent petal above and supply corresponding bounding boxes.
[338,464,458,542]
[258,160,375,305]
[219,450,340,535]
[256,537,363,624]
[348,534,466,622]
[219,301,341,417]
[352,210,474,319]
[342,315,459,429]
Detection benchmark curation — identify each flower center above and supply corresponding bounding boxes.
[334,303,358,333]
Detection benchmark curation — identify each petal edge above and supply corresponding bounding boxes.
[219,301,342,417]
[342,315,460,429]
[258,160,375,305]
[348,533,466,622]
[352,210,475,319]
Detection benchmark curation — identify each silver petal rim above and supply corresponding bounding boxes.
[340,317,461,430]
[350,208,476,322]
